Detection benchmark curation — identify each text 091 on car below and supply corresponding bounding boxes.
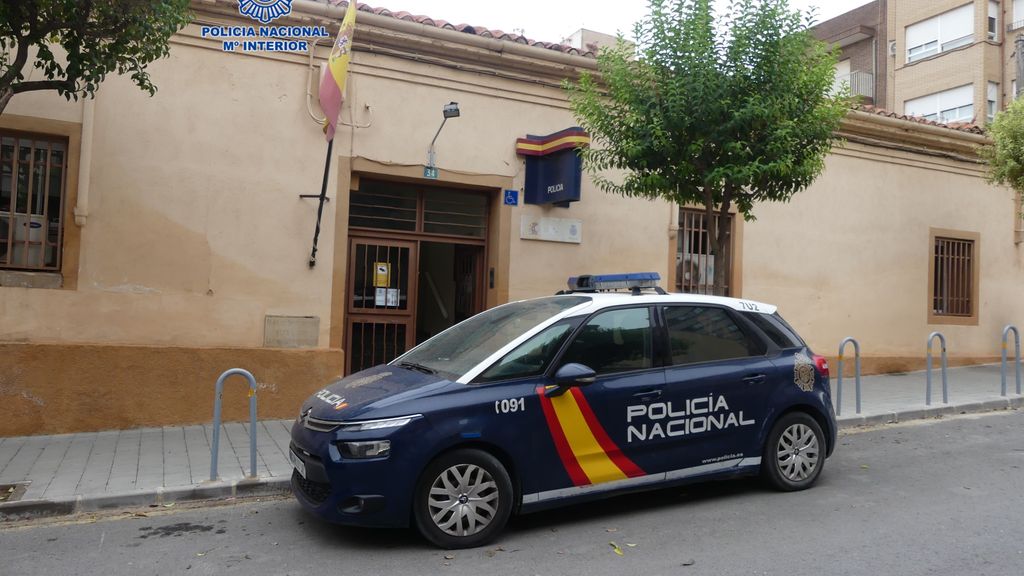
[289,272,837,548]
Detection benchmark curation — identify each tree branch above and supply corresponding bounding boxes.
[11,78,75,94]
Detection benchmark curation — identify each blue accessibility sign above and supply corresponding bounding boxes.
[504,189,519,206]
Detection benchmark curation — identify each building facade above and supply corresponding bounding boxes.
[817,0,1024,126]
[2,0,1023,436]
[814,0,888,105]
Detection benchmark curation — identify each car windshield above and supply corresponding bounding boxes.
[395,296,591,380]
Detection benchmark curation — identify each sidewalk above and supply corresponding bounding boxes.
[1,363,1021,520]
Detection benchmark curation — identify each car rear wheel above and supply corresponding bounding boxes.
[413,448,513,549]
[762,412,825,491]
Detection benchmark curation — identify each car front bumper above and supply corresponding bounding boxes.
[288,419,423,528]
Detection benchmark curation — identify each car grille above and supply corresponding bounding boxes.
[293,469,332,504]
[304,415,341,433]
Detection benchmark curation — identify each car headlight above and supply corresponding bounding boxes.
[339,414,421,432]
[338,440,391,459]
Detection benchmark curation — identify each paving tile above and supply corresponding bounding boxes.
[21,434,74,499]
[0,437,27,473]
[135,428,164,490]
[106,429,142,492]
[75,430,119,494]
[161,427,191,488]
[183,425,212,485]
[44,434,96,498]
[0,436,48,484]
[223,422,264,479]
[259,421,292,477]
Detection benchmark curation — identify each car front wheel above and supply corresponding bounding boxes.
[762,412,825,491]
[413,448,513,549]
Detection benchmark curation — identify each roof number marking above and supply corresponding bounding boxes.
[739,301,760,312]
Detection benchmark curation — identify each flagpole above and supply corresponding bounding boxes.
[308,138,333,268]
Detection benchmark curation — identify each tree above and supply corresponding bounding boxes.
[0,0,192,115]
[566,0,850,295]
[981,94,1024,224]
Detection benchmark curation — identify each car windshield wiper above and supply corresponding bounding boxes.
[398,361,436,375]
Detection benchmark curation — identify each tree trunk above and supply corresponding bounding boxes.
[702,190,717,295]
[711,188,734,297]
[0,87,13,116]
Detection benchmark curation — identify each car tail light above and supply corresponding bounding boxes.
[812,354,830,378]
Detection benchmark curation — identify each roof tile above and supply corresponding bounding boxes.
[855,104,984,135]
[317,1,596,58]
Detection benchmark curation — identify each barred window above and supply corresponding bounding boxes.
[932,236,974,317]
[676,208,732,296]
[1,131,67,271]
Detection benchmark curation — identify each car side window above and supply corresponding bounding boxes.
[560,307,653,375]
[746,312,804,349]
[664,306,765,366]
[475,321,576,383]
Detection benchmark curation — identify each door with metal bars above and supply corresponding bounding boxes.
[346,238,417,375]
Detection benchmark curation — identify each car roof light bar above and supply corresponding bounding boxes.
[566,272,662,292]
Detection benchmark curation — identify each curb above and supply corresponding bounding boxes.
[838,396,1022,430]
[0,476,292,521]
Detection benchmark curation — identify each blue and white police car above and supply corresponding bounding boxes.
[290,273,837,548]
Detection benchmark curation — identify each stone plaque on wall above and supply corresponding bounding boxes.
[264,315,319,348]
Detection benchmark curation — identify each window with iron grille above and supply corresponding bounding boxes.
[349,179,488,239]
[1,131,67,271]
[932,236,975,317]
[676,208,732,296]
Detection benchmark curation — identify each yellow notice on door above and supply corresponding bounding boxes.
[373,262,391,287]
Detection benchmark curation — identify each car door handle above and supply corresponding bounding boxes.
[742,374,767,384]
[632,389,662,401]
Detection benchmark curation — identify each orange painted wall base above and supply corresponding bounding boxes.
[0,343,344,436]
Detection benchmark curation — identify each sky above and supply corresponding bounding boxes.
[362,1,876,44]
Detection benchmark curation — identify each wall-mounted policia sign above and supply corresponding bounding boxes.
[515,127,590,207]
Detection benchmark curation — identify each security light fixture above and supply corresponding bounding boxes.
[428,102,460,170]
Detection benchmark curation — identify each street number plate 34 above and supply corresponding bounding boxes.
[290,449,307,479]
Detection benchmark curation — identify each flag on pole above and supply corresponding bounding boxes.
[319,1,358,142]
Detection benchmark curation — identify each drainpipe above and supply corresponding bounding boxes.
[74,96,95,227]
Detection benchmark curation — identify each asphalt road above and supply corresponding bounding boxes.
[2,411,1023,576]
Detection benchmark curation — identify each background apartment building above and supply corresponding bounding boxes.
[816,0,1024,126]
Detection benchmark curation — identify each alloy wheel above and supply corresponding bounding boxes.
[427,463,500,537]
[776,423,820,482]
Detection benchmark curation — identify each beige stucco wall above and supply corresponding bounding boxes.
[0,18,670,350]
[741,140,1024,359]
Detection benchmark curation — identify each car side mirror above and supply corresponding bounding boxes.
[545,363,597,397]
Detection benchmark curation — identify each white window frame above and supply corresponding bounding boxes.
[905,84,975,124]
[988,81,999,121]
[989,1,999,41]
[906,4,975,63]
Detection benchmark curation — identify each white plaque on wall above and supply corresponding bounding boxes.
[520,215,582,244]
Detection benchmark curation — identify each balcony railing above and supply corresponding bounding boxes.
[833,70,874,99]
[1007,20,1024,32]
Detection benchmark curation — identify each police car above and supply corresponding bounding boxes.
[290,273,837,549]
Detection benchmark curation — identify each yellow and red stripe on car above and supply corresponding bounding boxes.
[536,386,645,486]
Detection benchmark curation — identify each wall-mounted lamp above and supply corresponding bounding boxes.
[427,102,460,170]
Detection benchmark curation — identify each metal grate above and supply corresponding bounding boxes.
[352,243,410,311]
[423,189,487,238]
[933,237,974,317]
[292,470,331,504]
[303,415,341,433]
[350,321,408,373]
[350,179,488,239]
[676,208,732,296]
[1,132,67,271]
